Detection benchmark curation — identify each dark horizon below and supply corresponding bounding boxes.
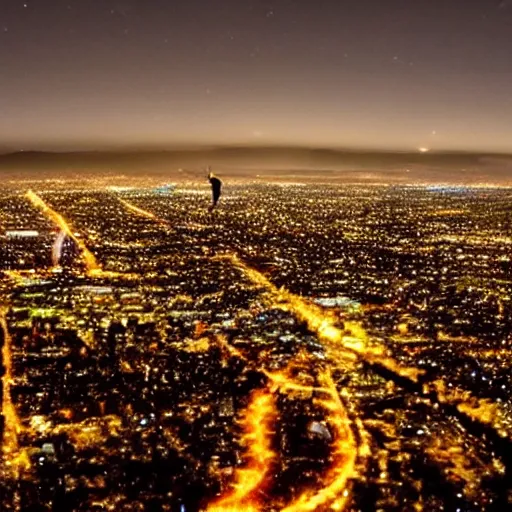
[1,144,511,185]
[2,140,512,157]
[2,143,512,157]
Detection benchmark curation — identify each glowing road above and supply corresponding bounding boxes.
[0,307,27,481]
[208,388,278,512]
[118,197,172,227]
[25,191,101,273]
[282,370,357,512]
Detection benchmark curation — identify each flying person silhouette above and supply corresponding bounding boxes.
[207,167,222,211]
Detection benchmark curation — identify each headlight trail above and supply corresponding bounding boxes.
[427,380,511,437]
[25,191,100,273]
[1,308,29,479]
[207,388,278,512]
[282,370,358,512]
[209,341,362,512]
[117,198,171,227]
[265,362,361,512]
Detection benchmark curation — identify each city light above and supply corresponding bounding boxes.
[282,371,357,512]
[208,389,277,511]
[0,308,26,478]
[25,190,101,273]
[1,183,511,510]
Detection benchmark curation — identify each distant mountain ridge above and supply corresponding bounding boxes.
[1,146,511,184]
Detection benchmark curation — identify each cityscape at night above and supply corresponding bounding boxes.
[1,182,511,510]
[1,0,512,510]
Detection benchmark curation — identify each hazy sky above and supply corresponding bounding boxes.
[1,0,511,152]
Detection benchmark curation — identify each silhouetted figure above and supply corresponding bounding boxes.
[208,169,222,211]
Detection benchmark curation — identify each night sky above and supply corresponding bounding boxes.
[1,0,511,152]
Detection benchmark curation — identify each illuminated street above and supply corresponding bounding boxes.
[25,191,101,273]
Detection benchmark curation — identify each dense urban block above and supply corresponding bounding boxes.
[1,183,511,511]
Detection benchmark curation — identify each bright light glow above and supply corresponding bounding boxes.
[5,230,39,238]
[25,190,101,273]
[0,308,28,478]
[208,388,277,511]
[216,253,425,383]
[51,230,67,267]
[282,370,357,512]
